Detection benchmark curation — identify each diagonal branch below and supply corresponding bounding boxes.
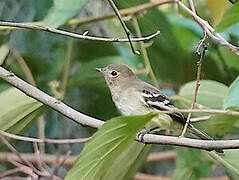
[0,21,160,43]
[0,66,104,128]
[176,0,239,56]
[1,66,239,150]
[106,0,138,54]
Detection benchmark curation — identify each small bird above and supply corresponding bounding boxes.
[96,64,222,152]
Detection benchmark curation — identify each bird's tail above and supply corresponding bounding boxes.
[188,124,224,154]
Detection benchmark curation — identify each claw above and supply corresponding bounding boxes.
[137,127,160,143]
[137,129,148,143]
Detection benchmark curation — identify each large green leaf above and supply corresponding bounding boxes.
[179,80,229,109]
[216,2,239,32]
[0,87,43,134]
[191,78,239,136]
[65,113,156,180]
[224,76,239,109]
[172,148,211,180]
[43,0,87,28]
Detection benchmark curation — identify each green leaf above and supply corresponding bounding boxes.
[224,76,239,109]
[217,47,239,73]
[179,80,229,109]
[103,143,151,180]
[216,2,239,32]
[43,0,87,28]
[209,150,239,179]
[0,88,43,133]
[65,113,156,180]
[199,114,238,136]
[172,148,211,180]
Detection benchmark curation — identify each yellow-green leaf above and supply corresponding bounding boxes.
[205,0,231,26]
[0,88,43,134]
[0,44,9,65]
[216,1,239,31]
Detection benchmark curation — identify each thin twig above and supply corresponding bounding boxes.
[0,21,160,43]
[106,0,138,54]
[11,49,45,153]
[180,32,207,137]
[0,168,21,178]
[146,151,176,162]
[0,133,38,174]
[0,129,90,144]
[0,1,175,29]
[188,0,196,13]
[0,151,175,167]
[190,116,211,123]
[51,151,71,178]
[176,1,239,56]
[11,49,36,86]
[69,0,174,25]
[132,16,159,88]
[7,159,38,179]
[33,143,45,172]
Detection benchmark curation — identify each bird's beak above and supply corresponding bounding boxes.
[96,68,104,73]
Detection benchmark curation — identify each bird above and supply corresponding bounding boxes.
[96,64,223,153]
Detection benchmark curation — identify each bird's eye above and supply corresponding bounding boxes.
[110,71,118,77]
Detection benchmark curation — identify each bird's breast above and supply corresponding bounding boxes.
[112,88,150,116]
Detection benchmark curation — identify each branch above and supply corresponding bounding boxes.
[11,49,46,153]
[0,21,160,42]
[0,151,175,166]
[0,130,90,144]
[176,1,239,56]
[106,0,138,54]
[68,0,175,25]
[1,66,239,150]
[138,134,239,151]
[180,32,207,137]
[0,66,104,128]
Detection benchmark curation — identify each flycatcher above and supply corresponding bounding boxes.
[96,64,222,152]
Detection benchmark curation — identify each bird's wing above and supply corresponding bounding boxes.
[139,83,186,125]
[138,82,225,153]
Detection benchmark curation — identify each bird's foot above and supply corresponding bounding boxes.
[137,126,159,143]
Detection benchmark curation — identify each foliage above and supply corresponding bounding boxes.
[65,113,155,180]
[0,0,239,179]
[216,1,239,31]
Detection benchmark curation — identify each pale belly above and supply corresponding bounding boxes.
[112,89,150,116]
[111,88,177,130]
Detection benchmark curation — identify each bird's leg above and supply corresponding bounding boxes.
[137,126,161,143]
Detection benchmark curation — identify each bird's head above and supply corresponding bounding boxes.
[96,64,136,89]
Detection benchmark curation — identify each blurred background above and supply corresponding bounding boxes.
[0,0,239,179]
